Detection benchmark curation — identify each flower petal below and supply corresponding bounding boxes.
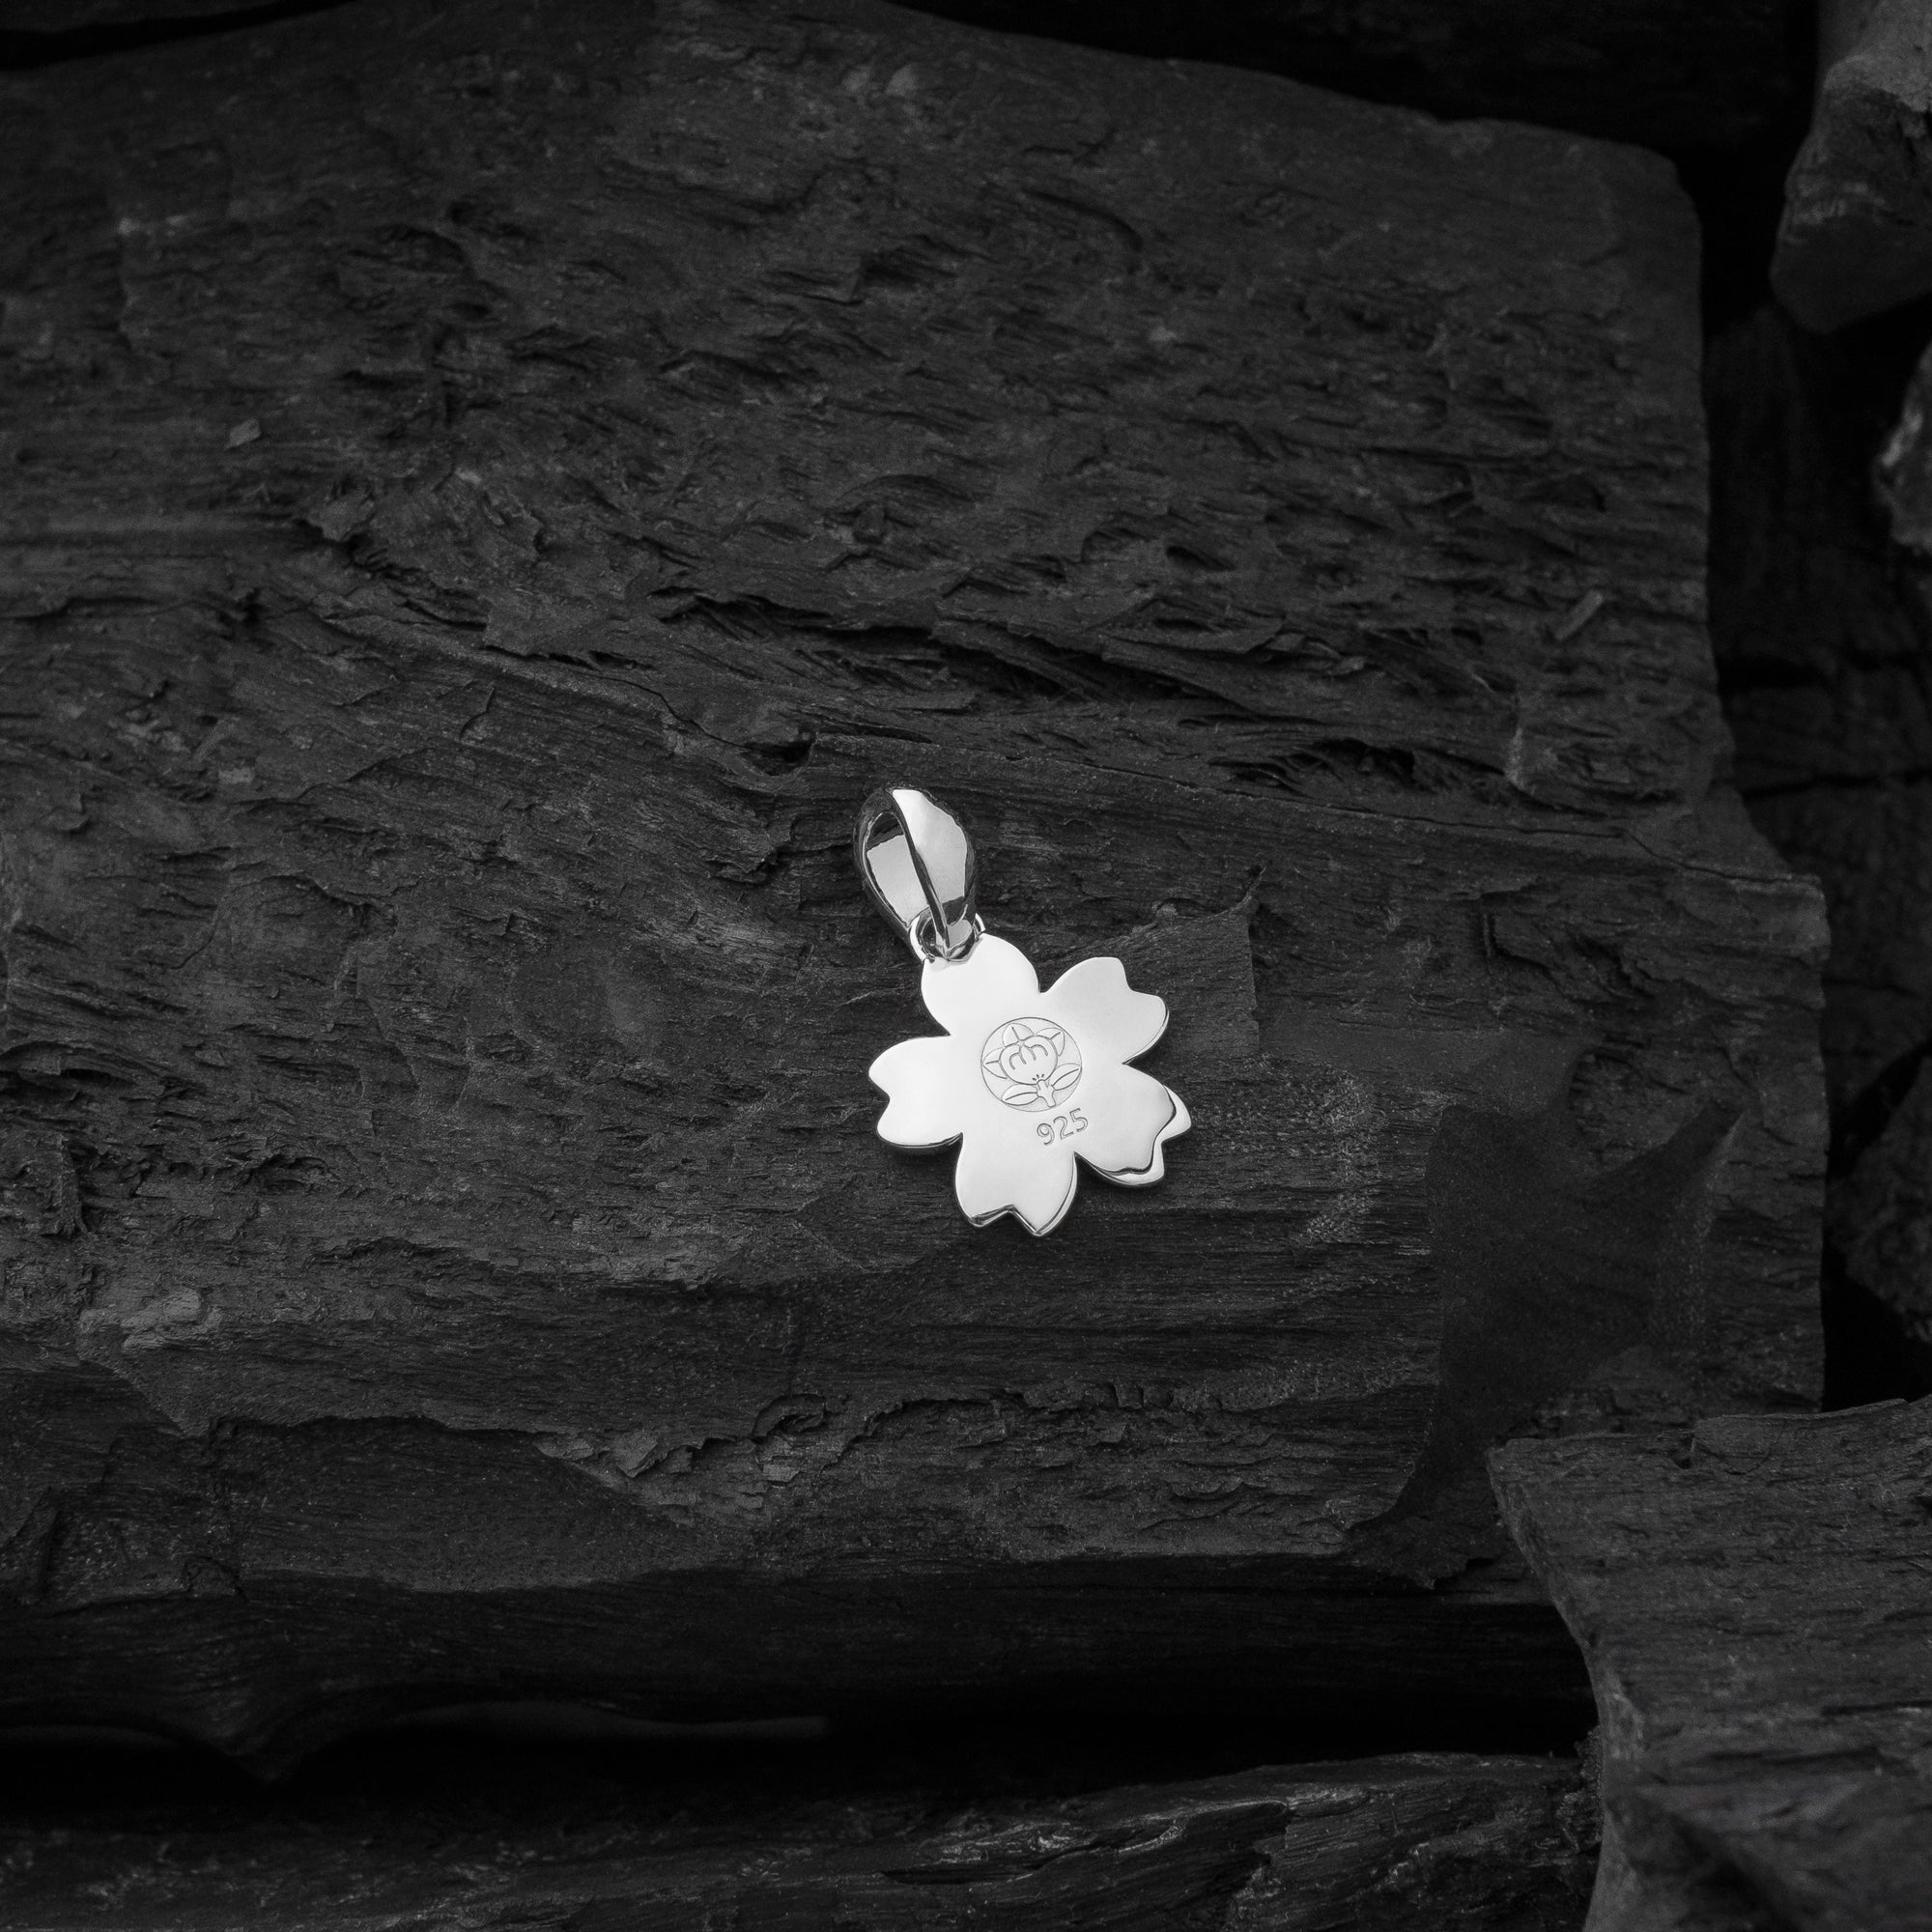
[1040,955,1168,1065]
[1097,1087,1189,1187]
[953,1128,1079,1236]
[1067,1063,1185,1179]
[868,1035,968,1149]
[920,933,1038,1037]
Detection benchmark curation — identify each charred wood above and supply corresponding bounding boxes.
[0,0,1824,1764]
[1775,0,1932,335]
[0,1742,1598,1931]
[1493,1401,1932,1932]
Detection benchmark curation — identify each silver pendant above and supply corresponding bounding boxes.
[855,787,1189,1236]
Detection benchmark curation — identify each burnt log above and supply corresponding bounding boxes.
[0,0,1824,1765]
[0,1745,1598,1931]
[1492,1400,1932,1932]
[1705,300,1932,1397]
[1774,0,1932,334]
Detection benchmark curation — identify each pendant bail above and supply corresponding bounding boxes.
[854,785,981,963]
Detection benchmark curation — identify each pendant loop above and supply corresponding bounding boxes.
[854,785,981,962]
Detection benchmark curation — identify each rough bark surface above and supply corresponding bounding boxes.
[0,1747,1597,1932]
[1774,0,1932,334]
[1705,300,1932,1389]
[1492,1401,1932,1932]
[0,0,1823,1763]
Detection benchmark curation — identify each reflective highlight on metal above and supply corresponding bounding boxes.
[854,786,980,962]
[856,788,1188,1235]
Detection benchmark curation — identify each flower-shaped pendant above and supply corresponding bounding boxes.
[855,788,1188,1236]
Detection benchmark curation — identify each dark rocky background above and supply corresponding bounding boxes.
[1,0,1927,1927]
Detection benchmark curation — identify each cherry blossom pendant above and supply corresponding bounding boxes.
[855,786,1189,1236]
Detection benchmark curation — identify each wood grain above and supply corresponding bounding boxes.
[1492,1401,1932,1932]
[0,0,1823,1762]
[0,1744,1597,1932]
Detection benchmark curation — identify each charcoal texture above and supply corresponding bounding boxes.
[0,0,1823,1764]
[1709,298,1932,1386]
[0,1745,1598,1931]
[1493,1400,1932,1932]
[1774,0,1932,335]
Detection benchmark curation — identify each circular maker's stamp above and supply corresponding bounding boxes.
[981,1017,1083,1111]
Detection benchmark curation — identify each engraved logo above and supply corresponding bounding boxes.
[981,1017,1082,1111]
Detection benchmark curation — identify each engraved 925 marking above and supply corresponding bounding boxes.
[858,785,1189,1236]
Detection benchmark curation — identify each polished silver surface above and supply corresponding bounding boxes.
[857,786,1188,1234]
[867,935,1189,1236]
[853,786,980,962]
